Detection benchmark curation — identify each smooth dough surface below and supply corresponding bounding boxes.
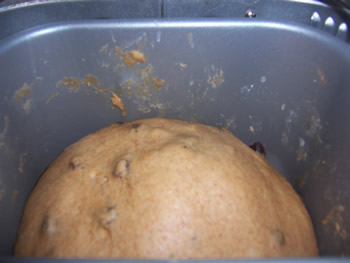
[15,118,318,259]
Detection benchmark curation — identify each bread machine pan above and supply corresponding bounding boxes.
[0,0,350,261]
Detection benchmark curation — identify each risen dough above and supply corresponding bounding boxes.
[15,118,318,258]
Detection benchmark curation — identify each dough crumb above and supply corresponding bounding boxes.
[110,92,126,117]
[115,47,123,55]
[98,206,117,226]
[123,50,147,68]
[113,159,130,179]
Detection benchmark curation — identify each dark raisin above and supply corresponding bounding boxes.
[270,227,285,246]
[131,123,141,131]
[249,142,266,157]
[69,157,82,170]
[69,161,79,169]
[41,214,56,234]
[41,214,49,234]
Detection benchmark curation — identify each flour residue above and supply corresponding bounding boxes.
[113,42,169,115]
[14,78,40,114]
[295,173,309,190]
[56,74,107,94]
[317,68,327,85]
[187,33,194,49]
[296,137,307,162]
[240,85,253,96]
[18,152,28,174]
[13,77,41,114]
[15,83,31,113]
[322,205,347,240]
[178,63,188,71]
[46,92,60,104]
[117,63,167,115]
[70,34,171,116]
[281,131,289,146]
[306,112,322,137]
[225,117,237,130]
[100,44,109,53]
[206,65,224,88]
[285,110,298,134]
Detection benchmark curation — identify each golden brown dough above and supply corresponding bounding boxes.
[14,118,318,259]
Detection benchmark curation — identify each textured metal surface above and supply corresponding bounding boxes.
[0,0,349,41]
[0,0,350,261]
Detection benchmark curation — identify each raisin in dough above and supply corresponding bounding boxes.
[15,118,318,258]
